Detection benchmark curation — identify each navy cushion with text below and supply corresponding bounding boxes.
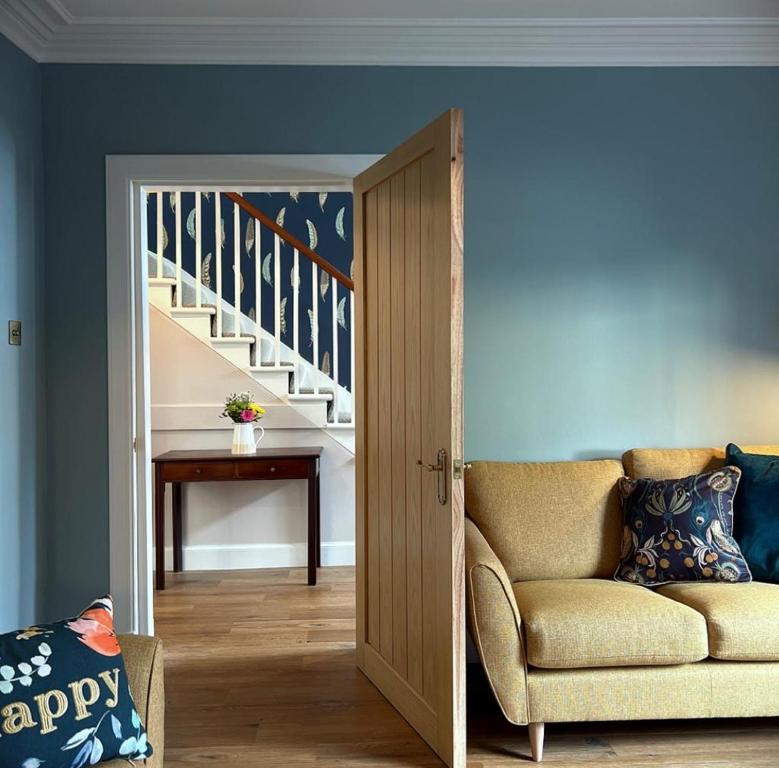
[726,443,779,583]
[0,596,152,768]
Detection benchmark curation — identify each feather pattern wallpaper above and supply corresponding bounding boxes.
[148,191,353,390]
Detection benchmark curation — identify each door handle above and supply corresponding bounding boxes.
[417,449,448,506]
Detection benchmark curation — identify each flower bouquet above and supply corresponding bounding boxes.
[222,393,266,454]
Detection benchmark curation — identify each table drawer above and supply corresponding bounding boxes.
[235,458,311,480]
[162,461,236,482]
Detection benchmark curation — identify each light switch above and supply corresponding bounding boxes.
[8,320,21,346]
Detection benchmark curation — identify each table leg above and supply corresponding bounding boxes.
[154,464,166,590]
[172,482,183,573]
[307,461,317,586]
[316,462,321,567]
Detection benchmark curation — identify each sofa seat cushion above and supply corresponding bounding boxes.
[513,579,709,669]
[657,582,779,661]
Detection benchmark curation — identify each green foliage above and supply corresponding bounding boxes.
[221,392,265,424]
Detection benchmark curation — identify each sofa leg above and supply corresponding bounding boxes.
[528,722,545,762]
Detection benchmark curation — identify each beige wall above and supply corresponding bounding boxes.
[150,307,355,570]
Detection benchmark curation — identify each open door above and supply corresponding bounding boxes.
[353,109,465,767]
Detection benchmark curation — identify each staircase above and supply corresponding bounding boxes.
[146,189,355,453]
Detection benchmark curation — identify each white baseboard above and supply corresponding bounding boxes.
[161,541,355,571]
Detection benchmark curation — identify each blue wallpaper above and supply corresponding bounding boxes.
[40,64,779,619]
[0,35,44,630]
[147,191,353,387]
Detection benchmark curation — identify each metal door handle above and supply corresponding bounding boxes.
[417,449,448,505]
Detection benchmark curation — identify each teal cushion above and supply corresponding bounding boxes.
[726,443,779,583]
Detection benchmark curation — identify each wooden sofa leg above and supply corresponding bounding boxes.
[528,722,545,762]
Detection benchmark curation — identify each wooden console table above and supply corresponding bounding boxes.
[152,447,323,590]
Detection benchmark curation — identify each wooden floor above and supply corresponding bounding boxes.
[155,567,779,767]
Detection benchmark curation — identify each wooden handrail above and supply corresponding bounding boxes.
[226,192,353,291]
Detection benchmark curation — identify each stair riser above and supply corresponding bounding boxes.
[149,285,173,311]
[249,370,292,399]
[210,340,253,368]
[172,316,213,340]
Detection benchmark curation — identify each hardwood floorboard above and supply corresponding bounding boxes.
[155,567,779,767]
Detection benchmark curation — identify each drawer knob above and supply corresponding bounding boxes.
[195,467,202,474]
[270,466,276,472]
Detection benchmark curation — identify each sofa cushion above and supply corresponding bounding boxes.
[614,469,752,587]
[513,579,709,669]
[0,596,154,768]
[465,460,624,582]
[622,445,779,480]
[726,444,779,583]
[657,582,779,661]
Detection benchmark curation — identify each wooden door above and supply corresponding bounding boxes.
[353,109,465,767]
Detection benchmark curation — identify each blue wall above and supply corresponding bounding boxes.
[38,64,779,618]
[0,35,45,630]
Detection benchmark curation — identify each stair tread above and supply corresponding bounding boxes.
[213,333,256,340]
[171,304,216,315]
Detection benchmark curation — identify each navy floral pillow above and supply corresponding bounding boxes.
[615,468,752,586]
[0,596,152,768]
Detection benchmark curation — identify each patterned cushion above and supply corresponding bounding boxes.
[615,468,752,586]
[513,579,708,669]
[0,596,153,767]
[657,582,779,661]
[726,444,779,583]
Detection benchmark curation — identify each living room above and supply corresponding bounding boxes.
[1,2,778,767]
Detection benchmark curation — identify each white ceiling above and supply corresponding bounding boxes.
[1,0,778,65]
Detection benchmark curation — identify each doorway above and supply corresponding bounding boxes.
[106,154,379,637]
[106,109,465,768]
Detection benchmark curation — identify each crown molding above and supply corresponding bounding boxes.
[1,3,778,66]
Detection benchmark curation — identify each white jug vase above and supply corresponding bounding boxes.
[231,422,265,455]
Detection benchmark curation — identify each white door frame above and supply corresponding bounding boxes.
[106,154,380,635]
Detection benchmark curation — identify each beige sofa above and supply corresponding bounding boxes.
[465,446,779,762]
[104,635,165,768]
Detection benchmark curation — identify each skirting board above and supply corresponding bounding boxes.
[159,541,355,571]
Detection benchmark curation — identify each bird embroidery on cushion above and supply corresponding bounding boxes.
[66,596,121,656]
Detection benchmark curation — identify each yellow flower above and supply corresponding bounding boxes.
[249,403,265,415]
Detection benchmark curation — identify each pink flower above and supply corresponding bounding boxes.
[240,409,255,422]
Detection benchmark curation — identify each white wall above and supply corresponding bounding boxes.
[150,307,355,571]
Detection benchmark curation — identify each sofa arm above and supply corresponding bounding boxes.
[465,517,529,725]
[119,634,165,767]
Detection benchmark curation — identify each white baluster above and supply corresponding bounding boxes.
[254,219,261,357]
[234,199,241,335]
[215,192,222,337]
[195,191,202,308]
[312,264,319,395]
[331,277,339,424]
[350,290,355,426]
[274,233,281,367]
[174,191,182,307]
[293,249,300,394]
[156,192,163,279]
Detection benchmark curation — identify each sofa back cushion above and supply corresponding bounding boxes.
[465,459,624,582]
[623,445,779,479]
